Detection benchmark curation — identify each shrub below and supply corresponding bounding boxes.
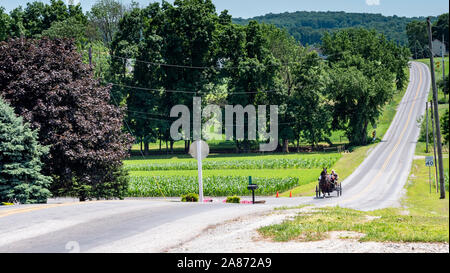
[226,196,241,203]
[181,193,198,202]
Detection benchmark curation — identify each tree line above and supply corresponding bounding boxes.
[406,13,448,59]
[0,0,410,202]
[233,10,436,47]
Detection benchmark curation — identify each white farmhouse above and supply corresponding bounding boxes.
[431,39,447,57]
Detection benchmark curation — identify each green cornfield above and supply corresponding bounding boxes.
[124,157,339,171]
[128,175,300,197]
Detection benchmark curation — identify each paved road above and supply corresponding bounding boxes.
[0,62,430,252]
[313,61,430,210]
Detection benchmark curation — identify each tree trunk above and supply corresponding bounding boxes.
[361,121,369,145]
[170,140,174,154]
[282,139,289,153]
[184,140,190,153]
[144,140,149,156]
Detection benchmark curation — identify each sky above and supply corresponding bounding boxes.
[1,0,448,18]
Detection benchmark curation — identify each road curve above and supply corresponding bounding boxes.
[313,61,431,210]
[0,62,431,252]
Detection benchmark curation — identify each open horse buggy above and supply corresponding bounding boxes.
[315,171,342,198]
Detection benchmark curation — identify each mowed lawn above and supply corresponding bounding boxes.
[123,152,340,197]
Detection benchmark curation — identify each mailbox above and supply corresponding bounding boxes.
[248,176,258,204]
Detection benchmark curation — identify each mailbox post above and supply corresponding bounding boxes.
[247,176,258,204]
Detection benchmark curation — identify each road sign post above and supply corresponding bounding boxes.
[425,156,434,193]
[189,140,209,203]
[197,140,203,202]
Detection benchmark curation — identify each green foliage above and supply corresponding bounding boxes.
[6,0,87,39]
[322,28,408,145]
[0,7,11,41]
[40,17,87,44]
[438,75,449,96]
[406,14,448,60]
[441,109,449,144]
[0,97,52,204]
[406,20,429,59]
[181,193,199,202]
[226,196,240,203]
[233,11,434,46]
[87,0,127,47]
[432,13,449,45]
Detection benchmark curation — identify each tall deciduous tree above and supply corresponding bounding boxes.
[0,7,11,41]
[0,38,133,200]
[322,28,401,145]
[407,20,429,59]
[432,13,449,44]
[0,97,52,204]
[88,0,127,48]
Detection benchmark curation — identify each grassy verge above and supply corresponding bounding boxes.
[259,158,449,243]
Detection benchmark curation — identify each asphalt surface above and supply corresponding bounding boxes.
[0,62,431,253]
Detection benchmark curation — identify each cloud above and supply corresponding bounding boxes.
[365,0,380,6]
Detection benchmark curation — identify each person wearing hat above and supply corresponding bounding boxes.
[330,169,338,185]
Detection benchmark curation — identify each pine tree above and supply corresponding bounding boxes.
[0,97,52,204]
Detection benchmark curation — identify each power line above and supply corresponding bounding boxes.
[107,82,276,95]
[84,49,312,70]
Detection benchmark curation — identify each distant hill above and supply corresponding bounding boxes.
[233,11,435,46]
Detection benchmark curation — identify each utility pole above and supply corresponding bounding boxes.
[430,101,439,193]
[427,18,446,199]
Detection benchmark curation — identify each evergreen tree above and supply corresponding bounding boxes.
[0,97,52,204]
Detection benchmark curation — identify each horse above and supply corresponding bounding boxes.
[318,168,334,197]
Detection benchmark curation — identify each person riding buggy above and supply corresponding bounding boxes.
[318,168,339,185]
[330,169,338,184]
